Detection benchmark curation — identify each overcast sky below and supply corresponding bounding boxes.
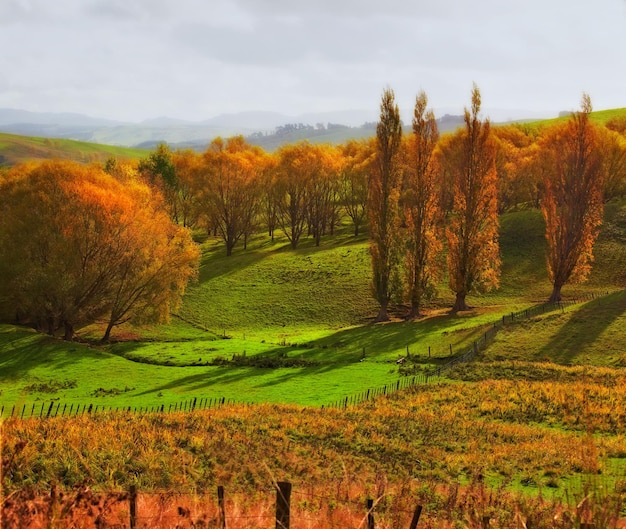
[1,0,625,123]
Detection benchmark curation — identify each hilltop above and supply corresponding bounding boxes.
[0,131,147,167]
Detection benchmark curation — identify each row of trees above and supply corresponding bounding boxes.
[0,89,620,337]
[369,86,612,319]
[119,91,621,319]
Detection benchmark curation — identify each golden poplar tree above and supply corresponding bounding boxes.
[443,85,500,312]
[540,94,604,302]
[402,91,442,318]
[369,88,402,322]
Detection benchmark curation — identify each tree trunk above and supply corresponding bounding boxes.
[354,224,359,237]
[375,303,390,322]
[63,321,74,341]
[407,301,421,319]
[102,322,114,343]
[452,292,469,313]
[549,283,563,303]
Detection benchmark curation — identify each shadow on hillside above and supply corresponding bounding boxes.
[197,230,368,284]
[0,327,112,380]
[132,311,479,397]
[536,291,626,364]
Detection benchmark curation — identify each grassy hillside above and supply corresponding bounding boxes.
[0,132,147,167]
[1,199,625,412]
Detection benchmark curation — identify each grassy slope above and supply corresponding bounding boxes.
[0,132,147,166]
[1,199,625,411]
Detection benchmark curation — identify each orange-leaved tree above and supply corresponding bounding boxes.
[539,94,605,302]
[369,88,403,322]
[339,139,374,237]
[275,141,316,249]
[441,85,500,312]
[401,91,442,318]
[0,160,199,341]
[200,136,266,256]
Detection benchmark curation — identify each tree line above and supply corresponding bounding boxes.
[0,86,623,338]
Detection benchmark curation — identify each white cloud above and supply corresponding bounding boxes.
[0,0,624,121]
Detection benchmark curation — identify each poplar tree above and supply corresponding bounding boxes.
[443,84,500,312]
[540,94,604,302]
[402,91,442,318]
[369,88,402,322]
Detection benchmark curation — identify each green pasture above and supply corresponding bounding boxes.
[1,198,626,412]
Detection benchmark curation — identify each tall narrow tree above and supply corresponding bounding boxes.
[402,91,442,318]
[540,94,604,302]
[369,88,403,322]
[443,85,500,312]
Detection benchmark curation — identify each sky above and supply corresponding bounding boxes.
[0,0,625,124]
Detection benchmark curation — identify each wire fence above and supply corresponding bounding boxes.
[0,292,610,420]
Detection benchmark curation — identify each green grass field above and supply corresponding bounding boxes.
[1,198,625,413]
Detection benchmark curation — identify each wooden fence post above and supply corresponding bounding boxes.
[275,481,291,529]
[129,485,137,529]
[366,498,375,529]
[409,505,422,529]
[217,485,226,529]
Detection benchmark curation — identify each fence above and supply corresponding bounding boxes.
[3,481,427,529]
[323,292,608,409]
[0,292,609,420]
[0,395,242,420]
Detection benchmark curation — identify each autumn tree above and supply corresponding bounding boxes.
[200,136,264,256]
[138,143,180,221]
[596,125,626,201]
[339,139,373,236]
[306,144,342,246]
[0,160,199,341]
[369,88,403,322]
[172,149,203,228]
[442,85,500,312]
[260,153,280,241]
[540,94,605,302]
[275,142,315,249]
[401,91,442,318]
[492,124,539,212]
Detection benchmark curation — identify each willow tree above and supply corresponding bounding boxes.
[442,85,500,312]
[369,88,403,322]
[540,94,604,302]
[0,160,199,341]
[402,91,441,318]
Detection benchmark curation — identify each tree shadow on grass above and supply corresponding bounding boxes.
[536,290,626,364]
[132,311,488,399]
[0,326,113,381]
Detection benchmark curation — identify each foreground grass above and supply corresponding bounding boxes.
[3,368,625,507]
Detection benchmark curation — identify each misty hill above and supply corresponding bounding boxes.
[0,107,545,152]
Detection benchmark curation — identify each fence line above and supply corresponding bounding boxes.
[323,291,608,409]
[0,292,610,420]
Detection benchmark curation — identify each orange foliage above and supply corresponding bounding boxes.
[0,160,199,341]
[401,91,442,318]
[199,137,267,255]
[539,95,604,302]
[369,88,403,321]
[441,85,500,312]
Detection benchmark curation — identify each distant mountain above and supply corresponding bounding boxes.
[0,107,559,151]
[0,108,125,127]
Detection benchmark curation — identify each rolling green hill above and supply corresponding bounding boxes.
[0,132,147,167]
[1,198,625,411]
